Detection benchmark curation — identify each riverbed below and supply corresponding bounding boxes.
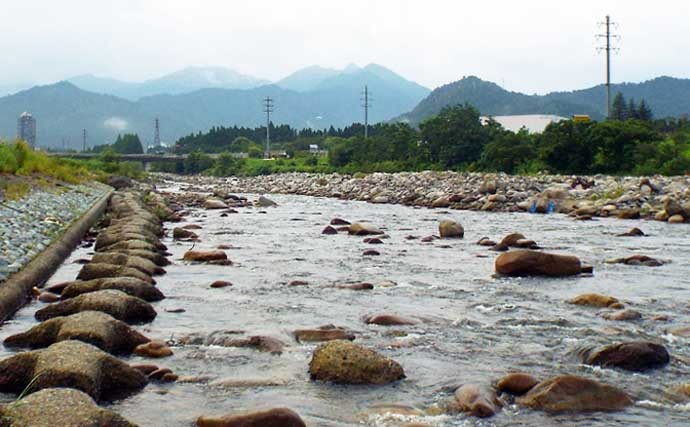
[1,183,690,426]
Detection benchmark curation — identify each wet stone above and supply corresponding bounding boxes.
[0,387,138,427]
[196,407,306,427]
[59,277,165,302]
[0,340,147,401]
[34,290,157,324]
[4,311,150,354]
[309,340,405,385]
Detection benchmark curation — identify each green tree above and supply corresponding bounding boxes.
[183,151,213,174]
[111,134,144,154]
[637,99,653,121]
[533,120,595,174]
[590,120,658,173]
[419,104,489,168]
[610,92,627,120]
[627,98,639,120]
[480,128,535,173]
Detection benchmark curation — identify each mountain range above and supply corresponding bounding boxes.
[0,64,430,149]
[1,64,690,150]
[397,75,690,124]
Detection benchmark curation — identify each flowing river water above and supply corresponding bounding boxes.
[1,181,690,426]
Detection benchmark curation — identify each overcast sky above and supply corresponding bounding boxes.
[2,0,688,94]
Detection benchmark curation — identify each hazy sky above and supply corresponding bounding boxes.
[3,0,689,94]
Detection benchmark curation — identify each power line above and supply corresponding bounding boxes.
[361,85,372,138]
[596,15,620,119]
[263,97,274,158]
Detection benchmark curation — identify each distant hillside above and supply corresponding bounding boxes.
[68,66,269,100]
[398,76,690,125]
[0,65,430,149]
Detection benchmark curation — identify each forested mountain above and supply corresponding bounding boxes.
[397,76,690,125]
[0,64,429,149]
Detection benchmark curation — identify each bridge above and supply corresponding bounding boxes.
[47,152,248,170]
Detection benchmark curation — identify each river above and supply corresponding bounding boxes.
[1,182,690,426]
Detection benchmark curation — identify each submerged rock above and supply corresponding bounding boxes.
[448,384,502,418]
[309,340,405,384]
[0,340,147,401]
[495,250,582,277]
[0,387,138,427]
[3,311,149,354]
[34,290,157,324]
[517,375,632,413]
[321,225,338,235]
[183,250,230,264]
[568,293,620,308]
[257,196,278,207]
[294,327,355,343]
[496,372,539,396]
[582,341,670,372]
[134,341,173,358]
[607,255,664,267]
[365,314,417,326]
[602,309,642,321]
[196,407,305,427]
[348,222,384,236]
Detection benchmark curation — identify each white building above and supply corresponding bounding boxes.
[481,114,567,133]
[17,112,36,147]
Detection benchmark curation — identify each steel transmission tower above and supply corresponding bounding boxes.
[263,97,274,158]
[361,85,372,138]
[596,15,619,119]
[82,129,87,152]
[153,118,161,147]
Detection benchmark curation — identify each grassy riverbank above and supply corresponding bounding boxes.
[0,140,143,200]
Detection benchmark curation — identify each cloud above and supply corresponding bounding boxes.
[103,117,129,131]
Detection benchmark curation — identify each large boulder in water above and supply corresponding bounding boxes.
[257,196,278,207]
[438,219,464,238]
[0,340,147,401]
[309,340,405,384]
[495,250,582,277]
[517,375,632,413]
[581,341,670,372]
[3,311,149,354]
[59,277,164,302]
[196,407,305,427]
[0,387,138,427]
[34,290,157,324]
[496,372,539,396]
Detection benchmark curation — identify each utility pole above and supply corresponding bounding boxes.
[263,97,274,158]
[82,129,87,152]
[597,15,619,119]
[361,85,372,138]
[153,117,161,148]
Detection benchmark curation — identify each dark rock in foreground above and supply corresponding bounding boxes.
[0,340,147,401]
[0,387,138,427]
[582,341,670,372]
[196,407,305,427]
[495,250,583,277]
[517,375,632,413]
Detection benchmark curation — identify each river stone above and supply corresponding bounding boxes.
[294,327,355,343]
[496,372,539,395]
[606,255,664,267]
[365,314,417,326]
[104,248,170,266]
[173,227,198,240]
[308,340,405,384]
[331,218,351,226]
[348,222,384,236]
[668,214,685,224]
[448,384,502,418]
[35,290,157,324]
[3,311,149,354]
[499,232,526,247]
[183,250,229,263]
[0,340,147,400]
[618,227,645,237]
[204,198,228,209]
[517,375,632,413]
[664,197,684,217]
[98,240,164,254]
[257,196,278,207]
[602,309,642,321]
[0,387,138,427]
[438,219,464,238]
[568,293,619,308]
[134,341,173,358]
[94,231,163,252]
[582,341,670,372]
[91,252,165,276]
[322,225,338,235]
[495,250,582,277]
[77,263,155,284]
[59,277,164,302]
[196,407,305,427]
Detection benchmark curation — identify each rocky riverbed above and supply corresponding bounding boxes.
[0,182,111,282]
[155,171,690,223]
[0,175,689,426]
